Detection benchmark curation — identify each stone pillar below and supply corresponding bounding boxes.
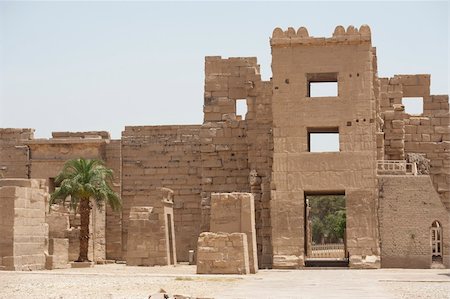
[210,192,258,273]
[0,179,48,271]
[46,238,69,269]
[126,188,177,266]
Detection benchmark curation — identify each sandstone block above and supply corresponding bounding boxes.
[210,192,258,273]
[197,232,249,275]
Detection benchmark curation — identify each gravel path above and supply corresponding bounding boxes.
[0,264,449,299]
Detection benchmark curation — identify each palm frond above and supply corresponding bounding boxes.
[49,158,121,212]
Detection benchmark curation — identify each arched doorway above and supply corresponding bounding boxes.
[431,221,443,264]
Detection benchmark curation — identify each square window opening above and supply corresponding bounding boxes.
[307,73,338,97]
[236,99,247,120]
[308,127,340,152]
[402,97,423,115]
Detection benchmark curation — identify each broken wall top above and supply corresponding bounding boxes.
[51,131,111,140]
[0,128,35,142]
[0,178,47,189]
[271,25,372,47]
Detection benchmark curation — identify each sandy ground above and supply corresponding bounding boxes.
[0,264,449,299]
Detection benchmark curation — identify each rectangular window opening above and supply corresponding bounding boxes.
[308,127,340,152]
[236,99,247,120]
[402,97,423,115]
[307,73,338,97]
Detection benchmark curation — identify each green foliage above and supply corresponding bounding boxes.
[309,195,346,244]
[50,158,121,212]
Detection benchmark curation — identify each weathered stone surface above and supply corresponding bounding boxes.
[0,179,48,271]
[270,26,380,269]
[196,232,249,274]
[126,188,177,266]
[379,176,450,268]
[210,192,258,273]
[46,238,69,269]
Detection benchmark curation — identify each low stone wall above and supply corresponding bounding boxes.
[197,232,249,274]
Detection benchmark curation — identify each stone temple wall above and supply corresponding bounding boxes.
[0,128,33,178]
[0,130,116,262]
[104,140,123,260]
[25,132,110,262]
[121,125,202,262]
[202,56,273,268]
[379,175,450,268]
[378,75,450,209]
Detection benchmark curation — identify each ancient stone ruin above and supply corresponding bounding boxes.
[0,25,449,271]
[127,187,177,266]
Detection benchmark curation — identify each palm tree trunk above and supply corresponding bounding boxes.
[77,197,91,262]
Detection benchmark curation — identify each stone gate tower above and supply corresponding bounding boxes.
[270,25,380,268]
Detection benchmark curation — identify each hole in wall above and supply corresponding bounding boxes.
[236,99,248,120]
[309,82,338,97]
[307,73,338,97]
[307,127,340,152]
[402,97,424,115]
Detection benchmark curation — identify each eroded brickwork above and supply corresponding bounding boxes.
[379,176,450,268]
[126,188,177,266]
[201,57,273,268]
[196,232,250,274]
[105,140,122,260]
[0,129,32,178]
[121,126,202,262]
[25,132,111,262]
[209,192,258,273]
[379,75,450,208]
[0,179,48,271]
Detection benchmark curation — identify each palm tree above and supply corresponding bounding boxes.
[50,158,121,262]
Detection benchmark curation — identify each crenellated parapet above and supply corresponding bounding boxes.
[271,25,371,47]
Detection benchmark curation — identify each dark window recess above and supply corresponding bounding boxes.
[48,178,56,193]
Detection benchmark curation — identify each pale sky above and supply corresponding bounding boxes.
[0,1,448,139]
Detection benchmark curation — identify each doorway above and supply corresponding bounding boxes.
[431,221,443,264]
[304,193,348,267]
[167,213,175,265]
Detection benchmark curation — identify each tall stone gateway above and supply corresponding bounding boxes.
[270,25,380,269]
